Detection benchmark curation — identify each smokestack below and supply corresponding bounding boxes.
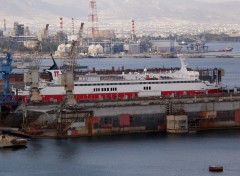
[3,19,6,32]
[72,18,74,34]
[60,17,63,32]
[132,20,135,41]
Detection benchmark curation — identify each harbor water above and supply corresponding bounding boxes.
[1,130,240,176]
[2,42,240,175]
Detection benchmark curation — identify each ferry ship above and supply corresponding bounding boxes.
[14,55,221,101]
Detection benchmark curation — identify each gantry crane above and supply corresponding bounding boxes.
[0,52,17,106]
[59,23,84,107]
[77,23,85,54]
[35,24,49,52]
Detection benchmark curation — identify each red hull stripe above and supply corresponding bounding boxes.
[16,89,219,102]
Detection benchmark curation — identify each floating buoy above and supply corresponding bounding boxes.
[209,165,223,172]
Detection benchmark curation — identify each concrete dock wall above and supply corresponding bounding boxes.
[65,99,240,136]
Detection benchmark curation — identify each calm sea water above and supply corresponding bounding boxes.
[1,130,240,176]
[3,42,240,176]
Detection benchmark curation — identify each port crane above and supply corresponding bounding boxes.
[77,22,85,53]
[36,24,49,52]
[59,23,85,107]
[0,52,17,106]
[23,24,49,102]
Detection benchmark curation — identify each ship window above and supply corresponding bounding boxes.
[107,88,109,91]
[101,88,104,91]
[144,86,151,90]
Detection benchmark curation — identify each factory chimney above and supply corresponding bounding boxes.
[3,19,6,32]
[132,20,135,41]
[60,17,63,32]
[72,18,75,34]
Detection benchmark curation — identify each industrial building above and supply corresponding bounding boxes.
[14,22,24,36]
[123,43,141,54]
[150,40,181,53]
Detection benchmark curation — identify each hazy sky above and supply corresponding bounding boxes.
[42,0,240,4]
[202,0,239,1]
[2,0,240,25]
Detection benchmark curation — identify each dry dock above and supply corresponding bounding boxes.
[1,93,240,138]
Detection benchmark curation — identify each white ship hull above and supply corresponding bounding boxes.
[14,55,221,101]
[17,79,220,101]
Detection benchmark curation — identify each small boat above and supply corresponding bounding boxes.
[210,47,233,52]
[0,134,27,148]
[209,165,223,172]
[219,47,233,52]
[178,41,188,45]
[88,53,106,58]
